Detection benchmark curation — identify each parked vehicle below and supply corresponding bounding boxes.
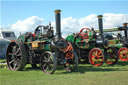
[0,30,16,58]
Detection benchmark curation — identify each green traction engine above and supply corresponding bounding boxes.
[66,15,119,66]
[114,23,128,61]
[6,10,78,74]
[96,23,128,62]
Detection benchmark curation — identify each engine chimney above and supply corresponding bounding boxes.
[123,23,128,38]
[97,15,103,37]
[54,9,62,39]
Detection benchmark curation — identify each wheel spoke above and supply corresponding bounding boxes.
[16,53,22,57]
[44,55,47,59]
[96,59,99,63]
[17,58,21,63]
[91,55,95,59]
[45,65,49,71]
[8,53,13,56]
[48,56,51,61]
[96,51,98,56]
[14,62,18,69]
[93,52,96,56]
[48,64,53,70]
[43,60,49,63]
[9,59,15,64]
[15,48,20,55]
[42,63,47,67]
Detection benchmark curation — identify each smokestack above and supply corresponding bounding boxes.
[123,23,128,38]
[54,9,62,39]
[97,15,103,37]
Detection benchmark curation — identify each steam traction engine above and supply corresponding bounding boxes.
[118,23,128,61]
[6,10,78,74]
[66,15,119,66]
[98,23,128,62]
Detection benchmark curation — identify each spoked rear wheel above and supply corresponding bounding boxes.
[118,47,128,61]
[6,42,27,71]
[40,51,57,74]
[105,47,119,65]
[89,48,104,66]
[64,51,78,72]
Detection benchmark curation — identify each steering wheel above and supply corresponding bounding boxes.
[79,28,91,40]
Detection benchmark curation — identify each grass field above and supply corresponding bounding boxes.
[0,59,128,85]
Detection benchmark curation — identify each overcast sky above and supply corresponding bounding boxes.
[1,0,128,36]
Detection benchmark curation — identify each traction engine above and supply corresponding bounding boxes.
[118,23,128,61]
[66,15,119,66]
[6,10,78,74]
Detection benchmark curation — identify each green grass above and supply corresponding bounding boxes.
[0,61,128,85]
[0,59,6,63]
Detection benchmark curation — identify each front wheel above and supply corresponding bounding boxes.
[64,50,78,72]
[105,47,119,65]
[89,48,104,66]
[118,47,128,61]
[40,51,57,74]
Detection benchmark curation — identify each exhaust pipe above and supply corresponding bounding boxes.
[51,9,67,51]
[123,23,128,38]
[97,15,103,38]
[54,9,62,39]
[96,15,107,47]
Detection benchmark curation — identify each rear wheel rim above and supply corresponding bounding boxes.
[118,48,128,61]
[89,48,104,66]
[7,43,23,70]
[105,47,118,65]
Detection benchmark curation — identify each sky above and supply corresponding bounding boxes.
[0,0,128,36]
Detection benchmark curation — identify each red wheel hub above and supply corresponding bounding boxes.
[118,48,128,61]
[89,48,104,66]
